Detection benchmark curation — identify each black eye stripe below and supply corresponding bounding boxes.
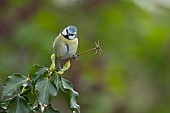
[66,29,69,34]
[70,34,74,36]
[66,29,75,36]
[61,28,76,40]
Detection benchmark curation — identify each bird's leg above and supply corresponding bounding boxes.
[57,62,62,69]
[56,59,62,70]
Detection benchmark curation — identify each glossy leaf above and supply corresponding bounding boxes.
[57,61,71,75]
[60,78,80,113]
[53,72,62,90]
[36,78,57,105]
[7,96,30,113]
[32,67,48,84]
[29,64,44,77]
[31,67,48,93]
[24,89,37,104]
[0,98,12,109]
[50,54,56,71]
[2,74,28,98]
[44,104,60,113]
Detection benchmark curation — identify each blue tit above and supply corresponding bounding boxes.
[53,25,78,67]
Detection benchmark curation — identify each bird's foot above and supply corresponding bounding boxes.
[73,55,78,60]
[57,62,62,70]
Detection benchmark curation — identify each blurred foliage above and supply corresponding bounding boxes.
[0,0,170,113]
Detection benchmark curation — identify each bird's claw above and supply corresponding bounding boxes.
[73,55,78,60]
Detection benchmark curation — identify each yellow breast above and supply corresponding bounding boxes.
[53,34,78,59]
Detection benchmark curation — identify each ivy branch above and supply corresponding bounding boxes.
[0,41,103,113]
[20,41,103,97]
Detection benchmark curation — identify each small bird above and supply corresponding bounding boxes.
[53,25,78,68]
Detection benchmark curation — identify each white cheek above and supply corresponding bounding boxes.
[68,29,72,34]
[62,29,67,35]
[69,35,75,40]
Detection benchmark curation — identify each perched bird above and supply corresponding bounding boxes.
[53,25,78,68]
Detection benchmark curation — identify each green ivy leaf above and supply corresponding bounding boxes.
[29,64,43,77]
[24,89,37,104]
[44,104,60,113]
[0,98,12,110]
[60,78,80,113]
[50,54,56,72]
[7,96,30,113]
[53,72,62,90]
[2,74,28,98]
[57,61,71,75]
[32,67,48,84]
[36,78,57,105]
[31,67,48,93]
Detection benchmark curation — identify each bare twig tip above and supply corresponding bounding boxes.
[61,40,103,62]
[94,40,103,55]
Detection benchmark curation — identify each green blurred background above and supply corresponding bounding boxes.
[1,0,170,113]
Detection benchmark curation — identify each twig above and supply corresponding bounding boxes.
[60,41,103,62]
[20,87,31,96]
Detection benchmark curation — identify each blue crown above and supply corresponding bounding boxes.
[67,26,77,34]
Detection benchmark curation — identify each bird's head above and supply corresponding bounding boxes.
[61,25,77,40]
